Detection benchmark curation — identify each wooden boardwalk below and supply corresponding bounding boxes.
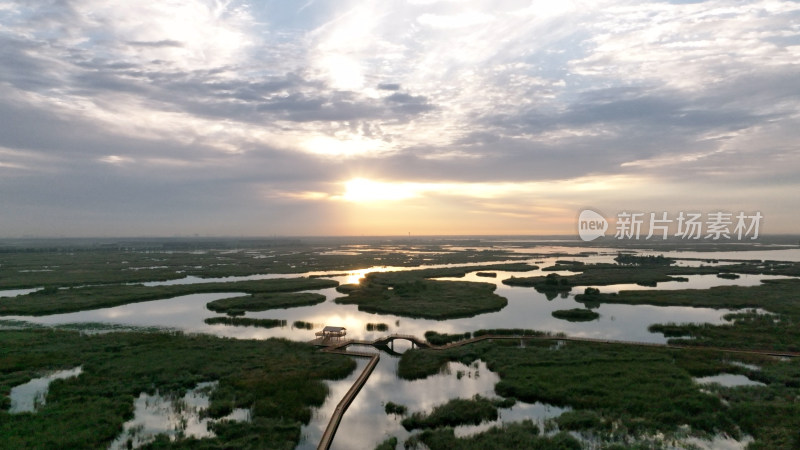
[312,332,800,357]
[316,347,379,450]
[312,332,800,449]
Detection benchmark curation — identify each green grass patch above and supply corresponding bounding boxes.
[203,317,287,328]
[401,395,515,430]
[0,243,536,290]
[717,272,740,279]
[397,337,797,446]
[405,420,581,450]
[293,320,314,330]
[504,262,734,293]
[551,308,600,322]
[0,278,337,316]
[397,348,451,380]
[0,329,355,449]
[385,401,407,415]
[614,254,675,266]
[578,279,800,352]
[473,328,555,337]
[374,436,398,450]
[206,292,326,313]
[424,331,471,346]
[366,322,389,332]
[575,279,800,312]
[334,269,510,319]
[554,409,607,431]
[541,260,586,271]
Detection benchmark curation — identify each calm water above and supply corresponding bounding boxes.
[5,247,796,449]
[8,367,82,413]
[108,381,250,449]
[0,287,42,298]
[297,344,569,450]
[694,374,766,388]
[641,248,800,262]
[10,253,791,343]
[7,273,760,343]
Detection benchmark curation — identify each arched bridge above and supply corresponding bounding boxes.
[314,333,431,352]
[371,334,430,348]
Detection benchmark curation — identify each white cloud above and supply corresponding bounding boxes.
[300,134,394,158]
[570,1,800,92]
[75,0,255,70]
[416,11,494,29]
[1,0,798,235]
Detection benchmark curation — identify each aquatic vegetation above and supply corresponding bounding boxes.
[0,329,355,449]
[3,242,800,448]
[505,262,731,290]
[541,260,585,271]
[405,419,581,450]
[397,337,799,447]
[335,270,509,319]
[0,278,337,316]
[551,308,600,322]
[717,272,740,279]
[424,331,471,346]
[293,320,314,330]
[397,349,451,380]
[576,279,800,312]
[0,242,532,290]
[366,322,389,332]
[204,317,287,328]
[504,273,573,293]
[554,409,607,431]
[8,367,83,413]
[472,329,555,338]
[206,292,326,313]
[374,436,398,450]
[401,394,515,430]
[614,254,675,266]
[107,381,250,449]
[583,279,800,352]
[384,401,407,415]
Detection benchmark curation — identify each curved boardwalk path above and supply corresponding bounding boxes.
[313,333,800,449]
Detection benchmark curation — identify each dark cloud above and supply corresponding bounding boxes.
[384,92,435,115]
[377,83,401,91]
[0,36,64,91]
[489,86,764,135]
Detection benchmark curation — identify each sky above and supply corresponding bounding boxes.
[0,0,798,237]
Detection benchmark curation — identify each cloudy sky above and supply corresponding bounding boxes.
[0,0,798,237]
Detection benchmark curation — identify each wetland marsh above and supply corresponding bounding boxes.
[1,237,800,449]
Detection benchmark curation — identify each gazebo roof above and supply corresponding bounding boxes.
[322,326,346,332]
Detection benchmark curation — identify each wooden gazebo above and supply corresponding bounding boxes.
[316,326,347,341]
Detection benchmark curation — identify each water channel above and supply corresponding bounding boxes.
[3,247,798,449]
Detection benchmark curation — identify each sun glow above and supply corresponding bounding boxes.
[337,175,646,204]
[341,178,423,203]
[342,267,391,285]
